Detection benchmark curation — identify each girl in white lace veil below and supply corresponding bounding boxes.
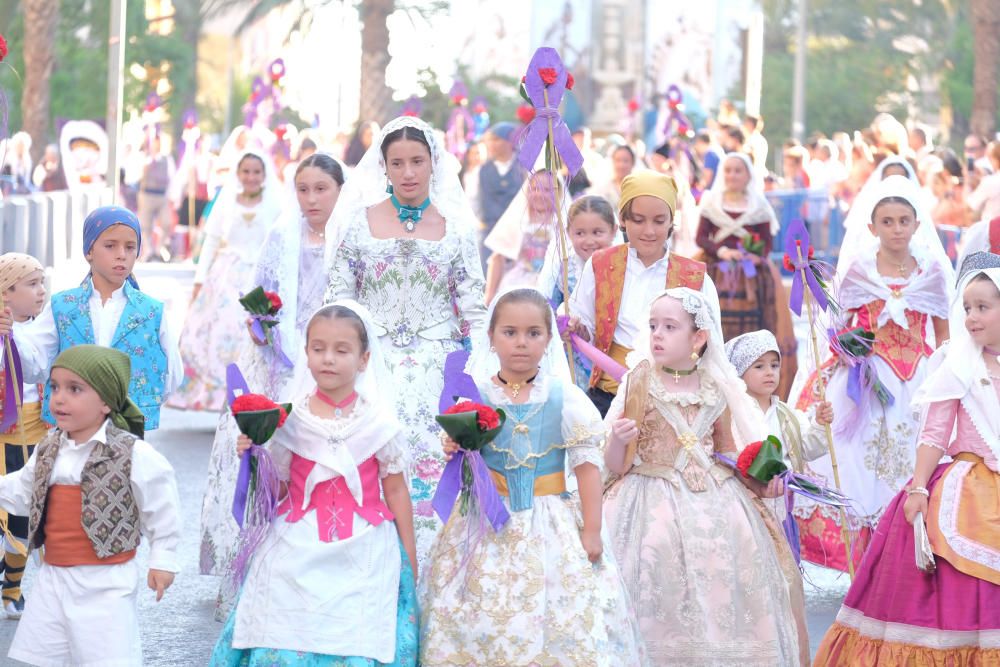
[465,286,572,386]
[625,287,763,447]
[324,115,477,264]
[837,156,942,281]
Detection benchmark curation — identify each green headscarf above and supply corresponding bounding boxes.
[51,345,146,438]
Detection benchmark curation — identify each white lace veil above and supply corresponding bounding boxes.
[626,287,764,447]
[324,115,478,265]
[287,299,394,404]
[465,286,572,386]
[836,172,953,284]
[485,170,570,261]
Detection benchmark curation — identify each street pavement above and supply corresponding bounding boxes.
[0,261,848,665]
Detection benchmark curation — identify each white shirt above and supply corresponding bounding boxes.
[0,421,182,572]
[10,285,183,396]
[756,396,827,466]
[571,246,720,349]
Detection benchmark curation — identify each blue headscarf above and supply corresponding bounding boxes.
[82,206,142,289]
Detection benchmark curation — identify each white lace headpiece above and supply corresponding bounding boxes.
[627,287,764,447]
[324,115,478,265]
[725,330,780,378]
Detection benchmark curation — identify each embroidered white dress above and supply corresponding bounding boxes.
[326,213,486,563]
[419,376,645,666]
[199,224,328,578]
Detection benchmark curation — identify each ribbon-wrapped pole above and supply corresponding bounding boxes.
[518,47,584,384]
[556,315,627,382]
[784,220,855,579]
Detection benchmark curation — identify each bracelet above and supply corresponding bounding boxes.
[906,486,930,497]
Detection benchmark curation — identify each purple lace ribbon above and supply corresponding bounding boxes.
[517,47,583,177]
[784,219,829,316]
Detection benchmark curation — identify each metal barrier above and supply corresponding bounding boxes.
[0,188,114,266]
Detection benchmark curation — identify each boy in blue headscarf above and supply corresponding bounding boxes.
[0,206,182,430]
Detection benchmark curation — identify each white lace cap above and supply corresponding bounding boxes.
[725,330,781,378]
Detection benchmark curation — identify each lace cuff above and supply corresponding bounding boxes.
[919,441,948,453]
[376,433,410,479]
[568,444,603,472]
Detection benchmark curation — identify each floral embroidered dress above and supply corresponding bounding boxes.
[169,196,280,411]
[210,394,418,667]
[603,371,808,666]
[326,213,485,563]
[419,376,645,666]
[794,252,949,571]
[200,221,327,578]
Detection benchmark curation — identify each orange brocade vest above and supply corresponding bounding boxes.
[589,244,707,387]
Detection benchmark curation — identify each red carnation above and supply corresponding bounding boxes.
[0,34,7,62]
[736,441,763,477]
[232,393,289,427]
[516,104,536,124]
[783,254,794,272]
[443,402,501,432]
[752,233,761,242]
[538,67,558,86]
[627,97,640,113]
[566,72,575,90]
[521,75,526,84]
[265,291,282,312]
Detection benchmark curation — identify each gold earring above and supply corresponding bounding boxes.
[690,349,699,361]
[490,345,495,353]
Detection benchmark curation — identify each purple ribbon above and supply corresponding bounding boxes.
[431,449,510,532]
[784,219,829,316]
[439,350,481,413]
[228,443,281,588]
[556,315,627,382]
[249,314,293,368]
[0,335,24,432]
[661,84,693,140]
[517,47,583,177]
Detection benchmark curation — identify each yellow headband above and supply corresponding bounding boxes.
[0,253,44,293]
[618,170,679,218]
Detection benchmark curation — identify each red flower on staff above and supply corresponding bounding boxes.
[736,441,763,477]
[782,245,815,271]
[516,104,536,124]
[538,67,558,85]
[627,97,640,113]
[232,393,289,427]
[443,402,501,431]
[265,291,282,312]
[566,72,575,90]
[0,34,8,63]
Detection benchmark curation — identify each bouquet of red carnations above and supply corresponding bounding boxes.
[239,286,293,368]
[227,375,292,587]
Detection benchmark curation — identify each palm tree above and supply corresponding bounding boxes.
[20,0,58,163]
[359,0,395,124]
[970,0,1000,138]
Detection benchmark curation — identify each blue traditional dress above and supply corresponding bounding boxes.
[418,376,644,666]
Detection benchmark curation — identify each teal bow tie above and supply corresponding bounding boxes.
[391,194,431,232]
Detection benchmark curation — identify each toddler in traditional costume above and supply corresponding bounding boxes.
[815,260,1000,664]
[422,287,644,666]
[602,278,809,666]
[794,174,952,570]
[0,253,48,618]
[211,301,418,666]
[0,345,181,666]
[0,206,182,431]
[568,170,717,416]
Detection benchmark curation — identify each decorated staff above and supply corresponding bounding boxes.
[784,218,855,578]
[516,47,583,382]
[446,80,475,158]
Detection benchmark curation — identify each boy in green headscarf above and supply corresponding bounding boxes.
[0,345,181,666]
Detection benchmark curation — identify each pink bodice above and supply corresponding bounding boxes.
[276,453,394,542]
[919,378,1000,472]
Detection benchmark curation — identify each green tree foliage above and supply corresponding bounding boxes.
[756,0,979,155]
[0,0,193,145]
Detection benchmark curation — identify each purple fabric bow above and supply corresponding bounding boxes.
[784,219,829,316]
[248,314,293,369]
[718,255,757,293]
[0,335,24,432]
[556,314,627,382]
[432,449,510,533]
[517,48,583,177]
[438,350,480,413]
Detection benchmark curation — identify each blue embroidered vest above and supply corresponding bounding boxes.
[482,381,565,512]
[44,279,168,430]
[478,161,525,231]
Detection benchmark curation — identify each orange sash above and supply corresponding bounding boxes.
[43,485,136,567]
